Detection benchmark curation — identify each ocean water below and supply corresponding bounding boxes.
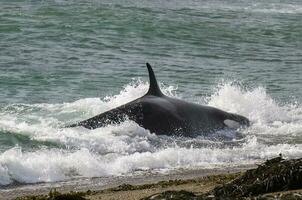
[0,0,302,186]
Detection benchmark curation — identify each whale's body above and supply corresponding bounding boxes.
[68,63,249,136]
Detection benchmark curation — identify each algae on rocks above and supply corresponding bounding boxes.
[213,156,302,198]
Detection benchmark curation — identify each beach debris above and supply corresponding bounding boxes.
[141,190,198,200]
[249,192,302,200]
[213,156,302,197]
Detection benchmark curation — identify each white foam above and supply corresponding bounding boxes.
[206,83,302,137]
[1,137,302,185]
[0,80,301,185]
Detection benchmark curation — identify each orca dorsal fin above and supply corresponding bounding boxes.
[146,63,164,96]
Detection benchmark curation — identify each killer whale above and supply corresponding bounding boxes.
[68,63,249,136]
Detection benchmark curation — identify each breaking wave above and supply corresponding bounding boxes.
[0,80,301,185]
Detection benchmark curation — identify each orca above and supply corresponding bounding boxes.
[68,63,249,136]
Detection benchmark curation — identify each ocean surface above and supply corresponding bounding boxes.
[0,0,302,186]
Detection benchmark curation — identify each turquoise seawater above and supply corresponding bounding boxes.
[0,0,301,186]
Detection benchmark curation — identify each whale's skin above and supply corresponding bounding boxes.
[68,63,249,136]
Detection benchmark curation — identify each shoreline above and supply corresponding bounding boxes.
[1,165,252,200]
[4,157,302,200]
[10,172,242,200]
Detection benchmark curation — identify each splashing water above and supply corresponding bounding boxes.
[0,80,301,186]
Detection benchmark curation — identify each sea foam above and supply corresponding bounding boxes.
[0,80,301,186]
